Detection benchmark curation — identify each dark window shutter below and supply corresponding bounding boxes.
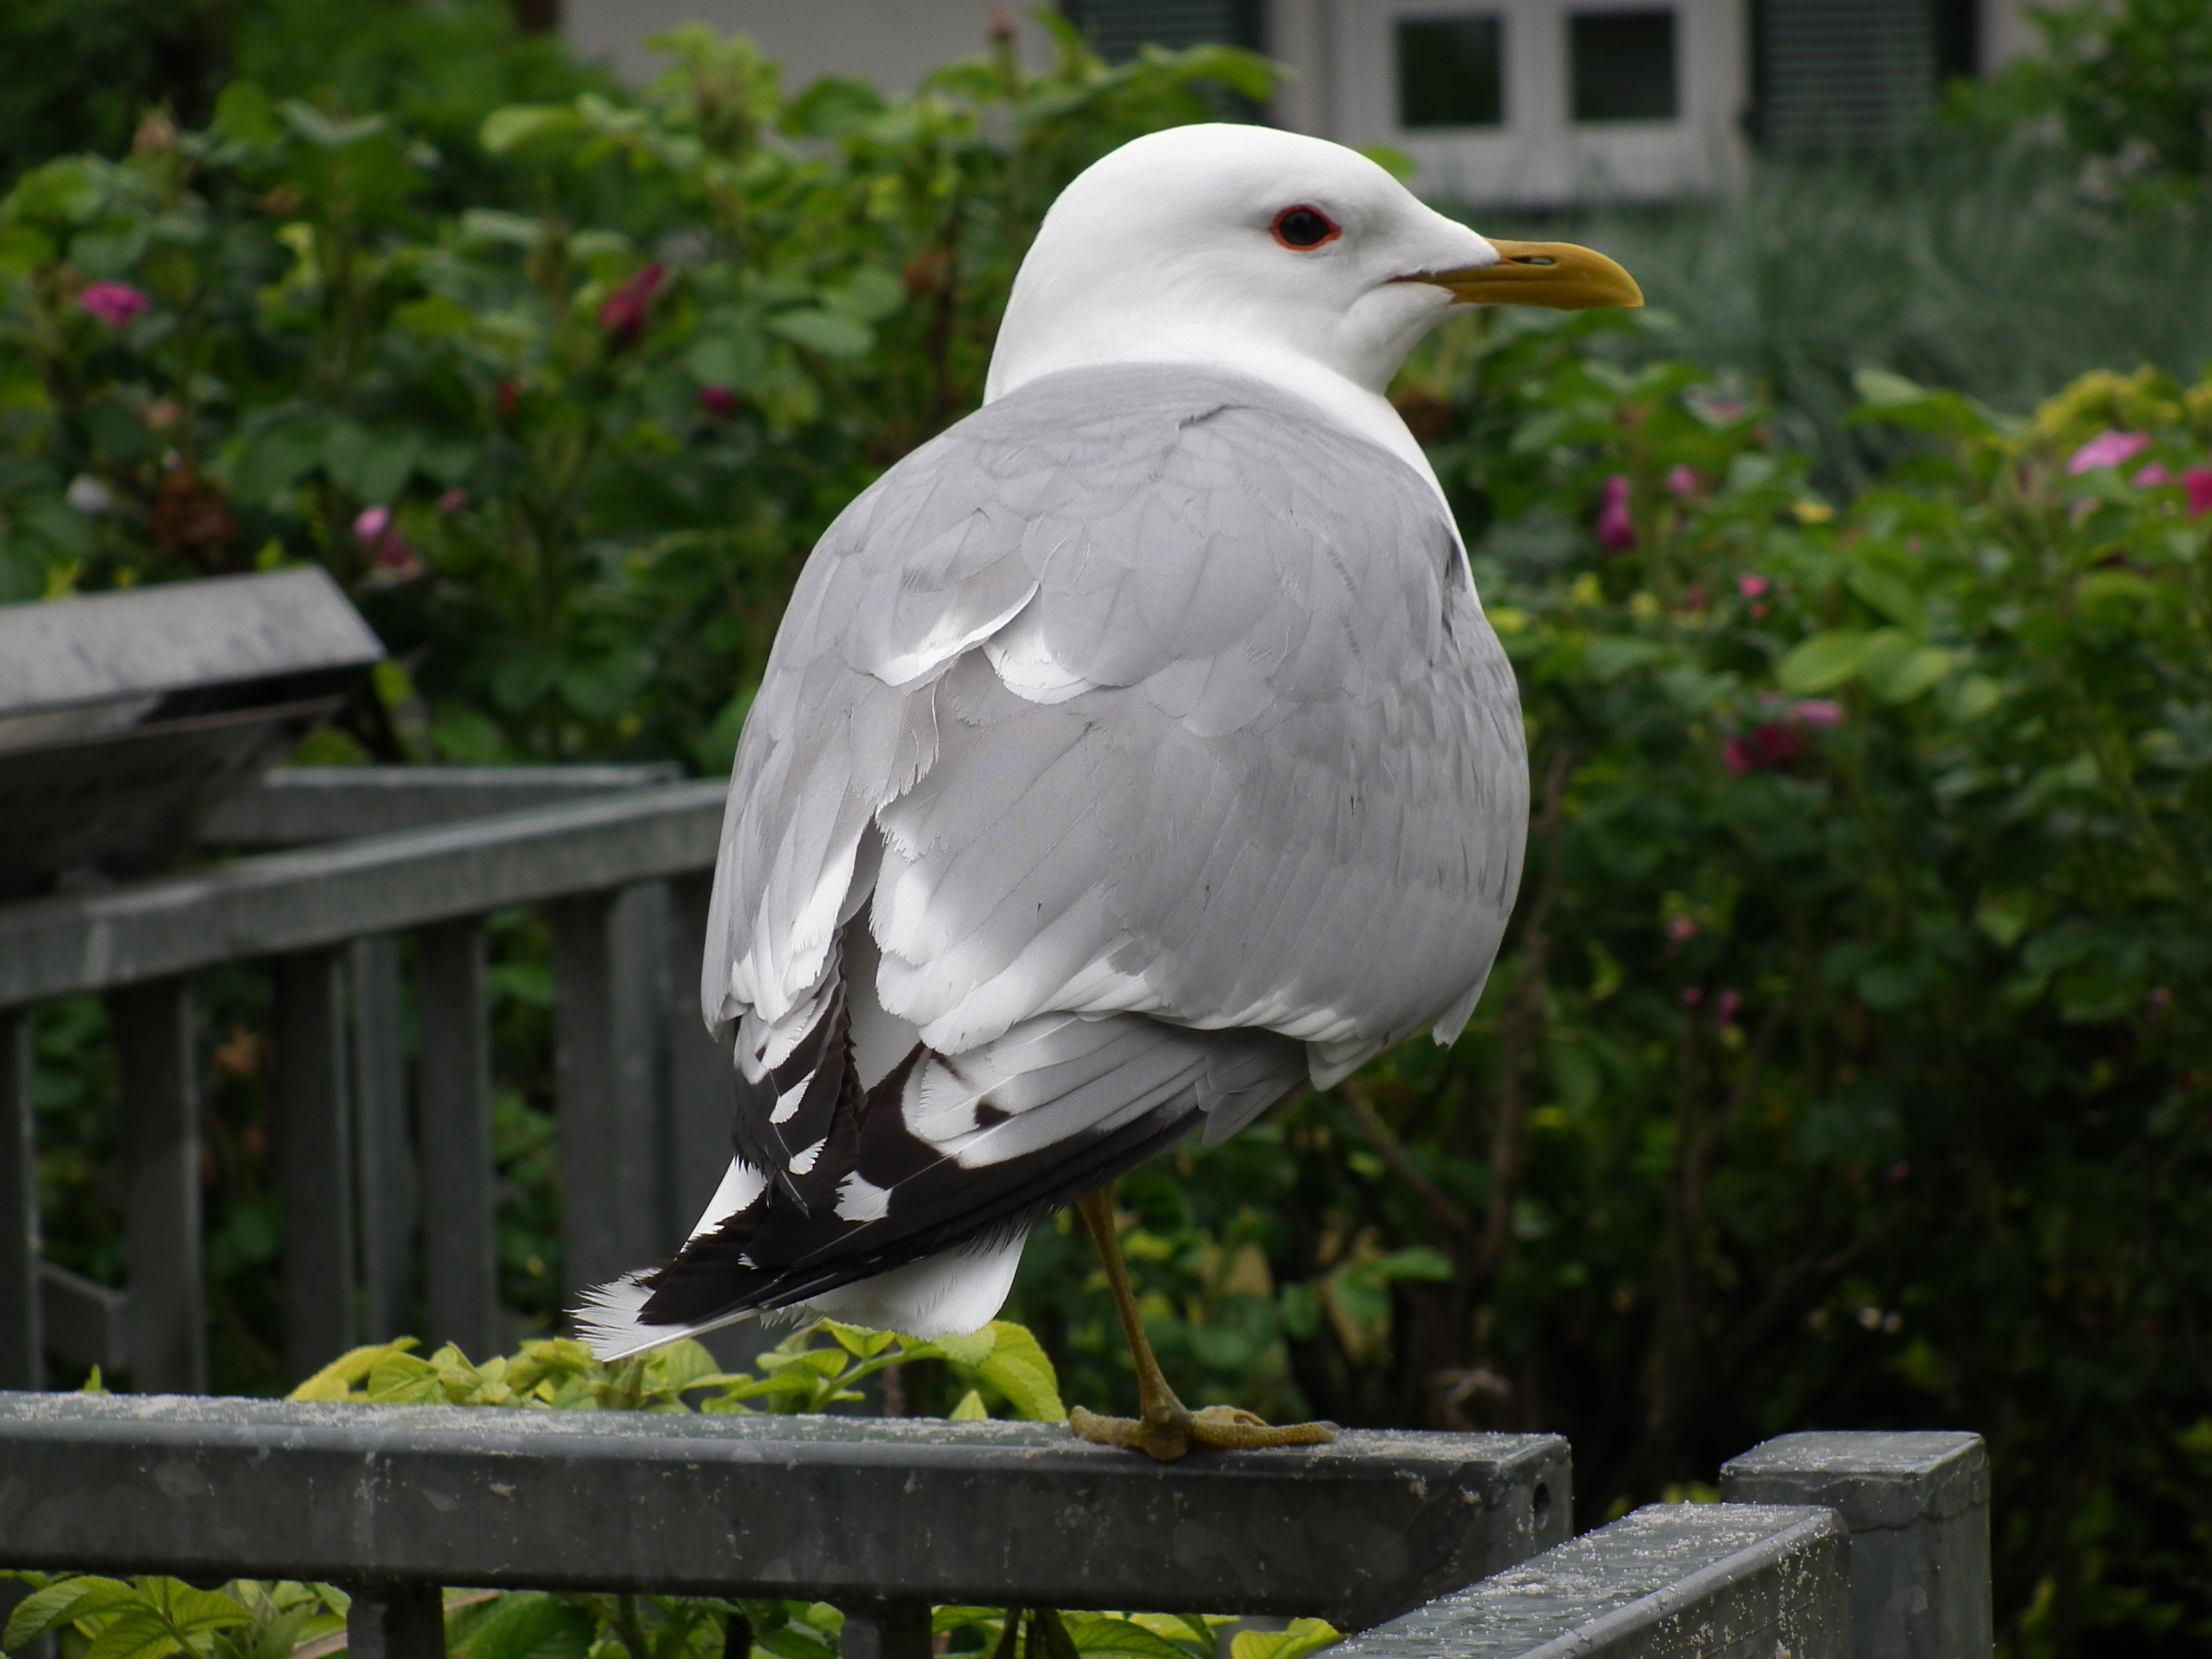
[1059,0,1265,62]
[1752,0,1945,149]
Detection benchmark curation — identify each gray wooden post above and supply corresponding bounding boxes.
[417,917,501,1360]
[665,873,729,1239]
[840,1602,932,1659]
[276,948,357,1382]
[351,936,414,1342]
[1722,1430,1992,1659]
[345,1584,443,1659]
[0,1007,41,1390]
[114,977,205,1392]
[550,888,666,1298]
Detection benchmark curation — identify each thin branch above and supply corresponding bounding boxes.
[1344,1081,1473,1236]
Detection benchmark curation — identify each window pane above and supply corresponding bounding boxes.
[1397,16,1505,129]
[1570,9,1678,122]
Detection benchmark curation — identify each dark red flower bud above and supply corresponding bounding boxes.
[600,262,666,344]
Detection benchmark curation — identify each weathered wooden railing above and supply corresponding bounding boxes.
[0,1404,1989,1659]
[0,766,735,1392]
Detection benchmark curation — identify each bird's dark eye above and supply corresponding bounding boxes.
[1271,206,1341,250]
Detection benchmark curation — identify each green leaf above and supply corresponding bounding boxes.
[1868,643,1951,703]
[5,1579,138,1648]
[968,1321,1065,1423]
[1059,1617,1198,1659]
[1375,1245,1455,1282]
[289,1338,419,1403]
[1845,564,1925,631]
[444,1593,591,1659]
[138,1583,253,1637]
[688,326,768,389]
[947,1389,988,1421]
[480,106,586,155]
[1229,1620,1339,1659]
[232,415,330,506]
[1777,631,1869,693]
[820,1321,898,1359]
[1584,638,1666,680]
[82,1612,183,1659]
[766,309,873,358]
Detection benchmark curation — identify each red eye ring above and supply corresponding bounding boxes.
[1271,206,1341,250]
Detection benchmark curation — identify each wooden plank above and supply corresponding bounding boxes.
[0,782,726,1009]
[0,1007,38,1389]
[550,890,666,1299]
[1723,1431,1993,1659]
[114,978,205,1393]
[0,1397,1570,1629]
[277,949,357,1384]
[1331,1504,1848,1658]
[0,567,381,724]
[200,765,682,848]
[665,874,730,1236]
[416,919,501,1362]
[352,936,414,1344]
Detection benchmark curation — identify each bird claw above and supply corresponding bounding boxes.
[1068,1401,1339,1460]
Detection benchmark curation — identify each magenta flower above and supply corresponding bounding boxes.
[1666,915,1697,942]
[599,263,666,344]
[2133,461,2172,487]
[699,384,739,418]
[1724,723,1806,774]
[1597,474,1635,552]
[78,281,147,327]
[1714,989,1741,1028]
[1791,699,1845,728]
[437,487,469,514]
[2067,431,2151,474]
[354,504,421,580]
[2186,468,2212,518]
[1665,464,1698,498]
[1738,572,1769,598]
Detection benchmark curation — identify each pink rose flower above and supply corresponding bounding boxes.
[1597,474,1635,552]
[2133,462,2172,488]
[1665,464,1698,498]
[2067,431,2151,474]
[78,281,148,327]
[1715,989,1741,1028]
[355,504,421,580]
[699,385,740,418]
[437,487,469,514]
[1738,572,1769,598]
[2186,468,2212,518]
[1791,699,1845,728]
[1666,915,1697,941]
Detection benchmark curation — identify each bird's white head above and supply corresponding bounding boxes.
[985,124,1639,413]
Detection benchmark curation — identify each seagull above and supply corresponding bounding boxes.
[576,122,1639,1457]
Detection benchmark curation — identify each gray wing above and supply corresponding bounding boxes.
[705,362,1527,1089]
[577,363,1526,1349]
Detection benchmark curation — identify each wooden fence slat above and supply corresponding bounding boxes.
[115,977,205,1393]
[417,918,501,1361]
[277,948,356,1383]
[352,936,414,1343]
[0,1007,39,1390]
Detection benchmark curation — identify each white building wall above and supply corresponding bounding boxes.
[562,0,2046,206]
[563,0,1054,93]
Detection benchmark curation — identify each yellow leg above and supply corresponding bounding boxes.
[1065,1190,1338,1460]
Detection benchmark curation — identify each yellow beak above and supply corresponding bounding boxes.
[1412,240,1643,311]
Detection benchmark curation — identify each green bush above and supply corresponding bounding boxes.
[4,21,2210,1657]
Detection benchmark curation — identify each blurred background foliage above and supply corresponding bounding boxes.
[1,1,2209,1657]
